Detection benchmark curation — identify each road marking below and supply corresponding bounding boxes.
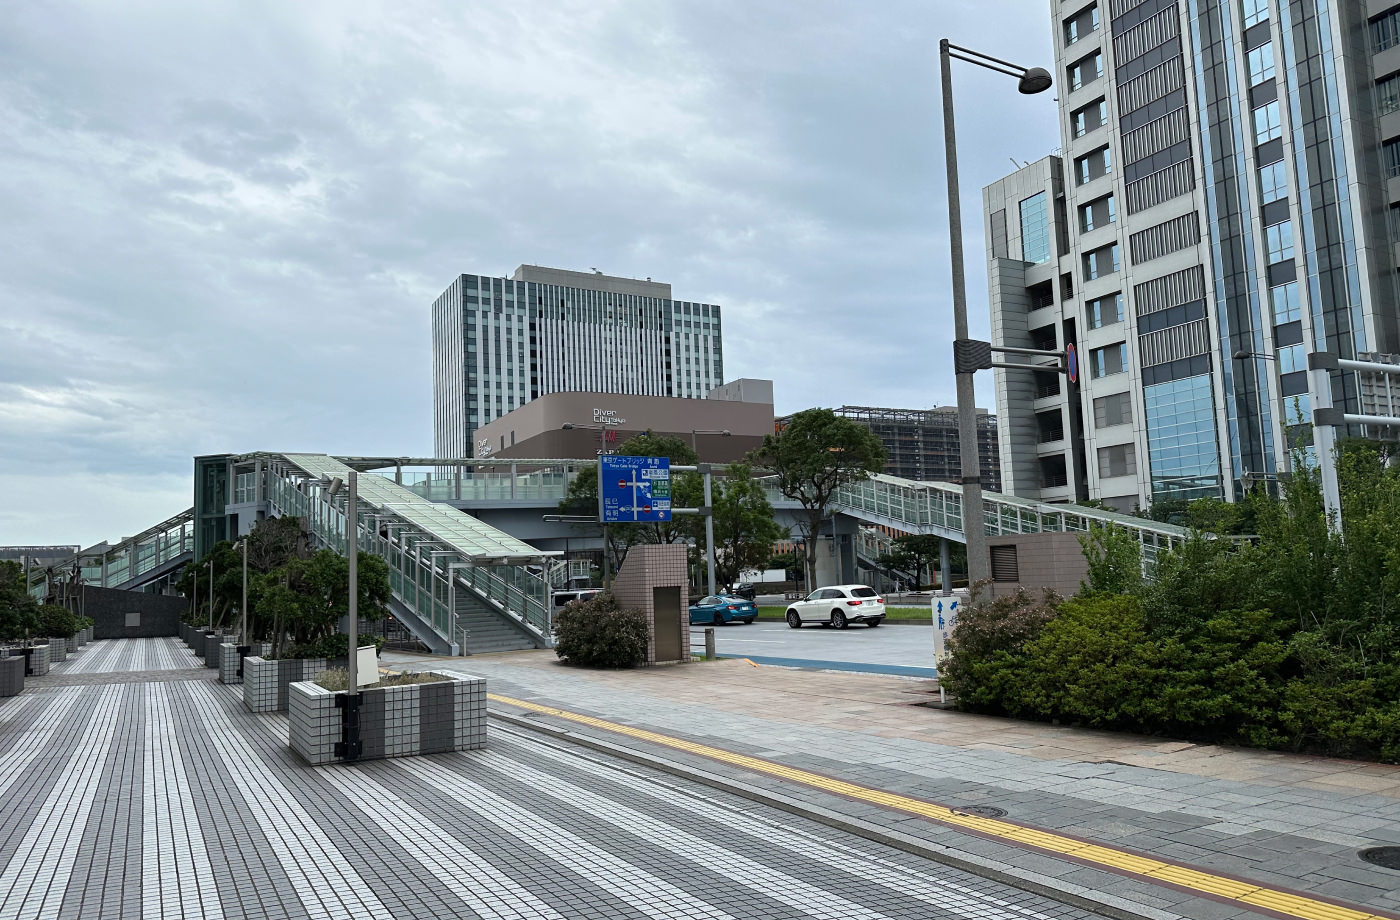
[488,693,1395,920]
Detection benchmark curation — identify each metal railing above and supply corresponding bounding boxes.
[261,459,552,650]
[29,509,195,598]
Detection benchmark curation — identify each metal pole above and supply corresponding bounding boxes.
[940,537,951,596]
[348,470,359,691]
[705,626,716,661]
[597,428,611,589]
[240,539,248,642]
[704,468,716,595]
[941,38,990,586]
[1309,365,1343,534]
[207,560,214,629]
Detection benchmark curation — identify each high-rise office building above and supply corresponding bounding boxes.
[985,0,1400,511]
[432,265,724,458]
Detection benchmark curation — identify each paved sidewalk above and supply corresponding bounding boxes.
[387,649,1400,920]
[0,638,1114,920]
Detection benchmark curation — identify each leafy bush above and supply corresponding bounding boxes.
[37,605,78,639]
[553,591,649,669]
[278,633,385,661]
[76,615,94,632]
[939,585,1061,709]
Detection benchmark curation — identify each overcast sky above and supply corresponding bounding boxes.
[0,0,1060,548]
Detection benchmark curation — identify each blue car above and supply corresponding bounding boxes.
[688,594,757,625]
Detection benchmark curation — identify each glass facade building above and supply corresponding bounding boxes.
[984,0,1400,511]
[432,266,723,458]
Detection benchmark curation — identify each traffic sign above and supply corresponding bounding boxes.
[1065,342,1078,384]
[600,456,672,523]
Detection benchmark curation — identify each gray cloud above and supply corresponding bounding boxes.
[0,0,1060,546]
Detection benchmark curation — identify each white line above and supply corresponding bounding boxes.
[144,682,224,920]
[0,688,88,803]
[401,756,744,920]
[0,685,121,919]
[181,681,396,920]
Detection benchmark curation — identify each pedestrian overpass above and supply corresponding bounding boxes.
[32,453,1191,656]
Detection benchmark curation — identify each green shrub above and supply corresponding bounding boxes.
[939,585,1061,709]
[76,615,94,631]
[279,633,385,660]
[553,591,649,669]
[37,604,78,639]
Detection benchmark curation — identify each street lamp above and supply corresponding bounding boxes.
[321,472,363,760]
[941,39,1052,586]
[236,537,248,642]
[205,558,214,629]
[691,429,731,596]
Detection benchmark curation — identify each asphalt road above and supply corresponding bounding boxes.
[689,618,941,677]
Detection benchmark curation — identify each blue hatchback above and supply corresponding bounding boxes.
[688,594,758,625]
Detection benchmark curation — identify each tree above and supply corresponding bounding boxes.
[257,550,392,656]
[1077,524,1143,596]
[0,560,40,644]
[749,409,886,588]
[708,463,787,589]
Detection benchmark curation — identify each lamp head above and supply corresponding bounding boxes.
[1018,67,1053,94]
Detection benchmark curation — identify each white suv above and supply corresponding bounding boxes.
[785,585,886,629]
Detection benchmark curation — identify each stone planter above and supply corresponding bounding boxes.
[0,654,24,696]
[219,642,272,685]
[47,639,67,663]
[202,632,230,669]
[8,644,51,677]
[243,656,345,713]
[289,671,486,766]
[67,634,79,652]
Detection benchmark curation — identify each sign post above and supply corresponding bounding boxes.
[600,456,672,523]
[931,593,961,706]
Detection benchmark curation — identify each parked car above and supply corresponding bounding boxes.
[784,585,885,629]
[730,583,757,600]
[689,594,758,626]
[552,589,600,610]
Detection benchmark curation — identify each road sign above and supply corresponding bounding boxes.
[931,594,962,666]
[1065,342,1078,384]
[600,456,672,523]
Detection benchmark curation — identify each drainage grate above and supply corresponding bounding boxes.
[1360,847,1400,871]
[952,805,1008,819]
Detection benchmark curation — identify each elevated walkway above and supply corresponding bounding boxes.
[29,509,195,600]
[256,453,555,656]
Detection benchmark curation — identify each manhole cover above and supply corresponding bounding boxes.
[1360,847,1400,870]
[952,805,1007,819]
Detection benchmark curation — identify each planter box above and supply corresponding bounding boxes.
[0,655,23,696]
[289,671,486,766]
[202,632,229,669]
[219,642,271,685]
[19,644,51,677]
[243,656,345,713]
[67,634,79,652]
[47,639,67,663]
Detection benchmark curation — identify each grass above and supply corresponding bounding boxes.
[753,605,930,622]
[315,668,450,691]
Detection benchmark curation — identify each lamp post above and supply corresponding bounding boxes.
[691,429,731,596]
[206,559,214,629]
[940,39,1052,586]
[321,472,362,760]
[238,538,248,642]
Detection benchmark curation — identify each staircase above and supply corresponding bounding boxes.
[454,586,542,655]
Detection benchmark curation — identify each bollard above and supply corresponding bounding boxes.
[704,627,716,661]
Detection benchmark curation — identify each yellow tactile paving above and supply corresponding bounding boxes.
[489,692,1395,920]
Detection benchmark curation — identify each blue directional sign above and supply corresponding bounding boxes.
[600,455,672,523]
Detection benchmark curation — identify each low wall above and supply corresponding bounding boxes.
[243,656,340,713]
[985,533,1091,599]
[81,585,185,639]
[289,671,486,766]
[0,655,23,696]
[219,642,272,684]
[46,639,67,663]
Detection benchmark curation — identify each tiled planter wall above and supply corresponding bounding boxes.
[219,642,272,685]
[24,644,50,677]
[0,655,24,696]
[47,639,67,663]
[289,671,486,766]
[243,656,342,713]
[202,632,232,668]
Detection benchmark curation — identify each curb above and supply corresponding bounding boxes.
[488,708,1178,920]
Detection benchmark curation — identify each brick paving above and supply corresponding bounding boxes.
[0,638,1108,920]
[388,649,1400,920]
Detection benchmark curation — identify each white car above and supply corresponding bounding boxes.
[785,585,886,629]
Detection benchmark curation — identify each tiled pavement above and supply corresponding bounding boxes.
[0,638,1110,920]
[385,650,1400,920]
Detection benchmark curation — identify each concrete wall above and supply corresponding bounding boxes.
[611,544,689,665]
[985,532,1088,599]
[81,585,186,639]
[472,388,774,463]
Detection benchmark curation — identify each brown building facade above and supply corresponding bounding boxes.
[471,380,775,463]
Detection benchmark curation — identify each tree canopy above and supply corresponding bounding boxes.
[749,409,886,586]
